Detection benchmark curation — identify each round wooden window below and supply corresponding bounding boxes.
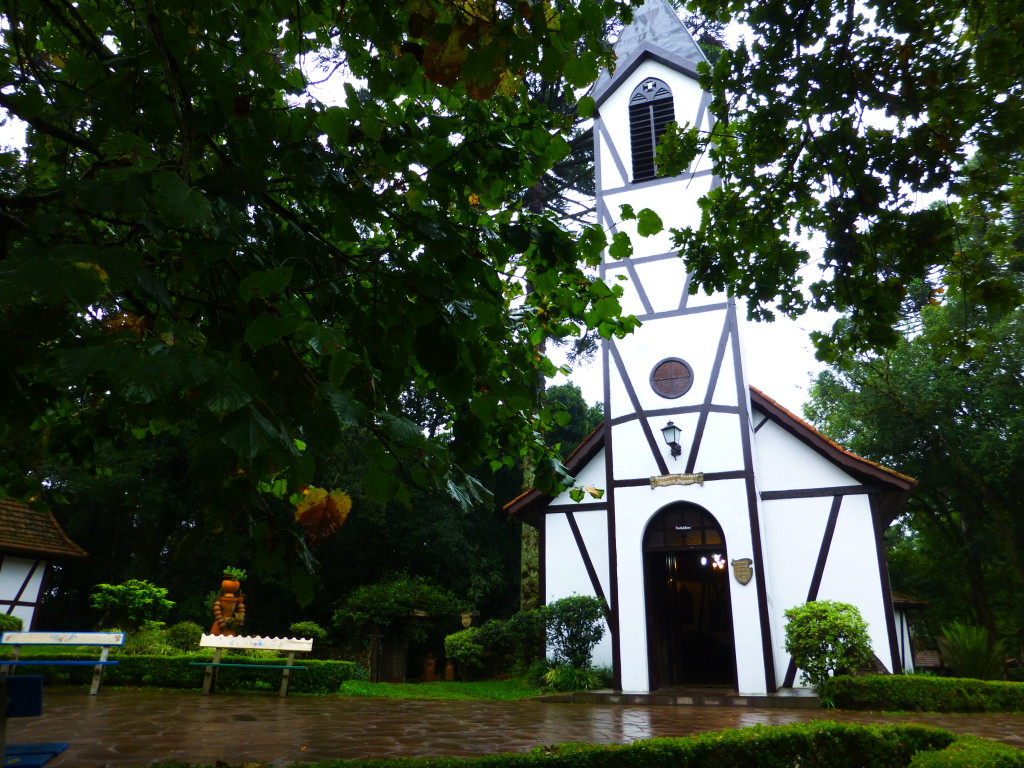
[650,357,693,399]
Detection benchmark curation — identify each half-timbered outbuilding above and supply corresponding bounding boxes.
[0,499,87,629]
[507,0,916,695]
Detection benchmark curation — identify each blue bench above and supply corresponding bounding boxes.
[2,675,68,767]
[1,632,125,696]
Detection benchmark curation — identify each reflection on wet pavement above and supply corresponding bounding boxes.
[7,688,1023,767]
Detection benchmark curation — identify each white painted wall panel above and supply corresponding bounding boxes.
[610,419,658,478]
[0,557,46,630]
[817,496,893,671]
[543,511,614,668]
[609,318,728,418]
[754,419,857,491]
[761,496,833,686]
[690,412,747,473]
[633,258,688,313]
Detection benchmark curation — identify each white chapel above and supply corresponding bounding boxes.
[507,0,918,695]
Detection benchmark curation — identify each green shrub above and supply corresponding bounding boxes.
[541,664,604,692]
[456,612,545,679]
[500,610,545,669]
[12,652,362,693]
[543,595,606,669]
[909,734,1024,768]
[444,626,485,679]
[165,621,203,652]
[784,600,873,689]
[274,723,989,768]
[290,621,328,644]
[940,621,1004,680]
[121,626,177,655]
[335,573,465,642]
[0,614,24,632]
[824,674,1024,713]
[90,579,175,633]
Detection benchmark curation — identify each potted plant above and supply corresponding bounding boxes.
[221,567,246,595]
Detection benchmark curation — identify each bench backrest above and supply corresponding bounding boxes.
[199,634,313,652]
[1,631,125,646]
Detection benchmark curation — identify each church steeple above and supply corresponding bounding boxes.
[592,0,706,101]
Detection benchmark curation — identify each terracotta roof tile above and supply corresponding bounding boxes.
[0,499,88,558]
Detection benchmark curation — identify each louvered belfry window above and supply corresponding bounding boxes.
[629,78,675,182]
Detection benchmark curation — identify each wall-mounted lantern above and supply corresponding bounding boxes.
[660,421,682,459]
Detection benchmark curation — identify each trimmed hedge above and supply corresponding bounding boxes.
[824,675,1024,713]
[299,722,1022,768]
[3,653,362,694]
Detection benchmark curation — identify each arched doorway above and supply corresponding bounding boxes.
[643,503,736,689]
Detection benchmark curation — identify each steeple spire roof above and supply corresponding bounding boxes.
[592,0,705,101]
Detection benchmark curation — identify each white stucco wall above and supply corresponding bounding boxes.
[0,556,46,629]
[543,508,614,668]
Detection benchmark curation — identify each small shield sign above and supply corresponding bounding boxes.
[731,558,754,585]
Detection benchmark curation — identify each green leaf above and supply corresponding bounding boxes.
[364,465,399,502]
[319,383,367,426]
[576,96,596,120]
[636,208,664,237]
[608,232,632,260]
[220,406,290,460]
[244,314,298,351]
[238,266,293,300]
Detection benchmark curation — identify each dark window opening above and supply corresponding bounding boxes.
[629,78,675,182]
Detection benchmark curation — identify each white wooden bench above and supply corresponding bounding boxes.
[1,631,124,696]
[189,634,313,697]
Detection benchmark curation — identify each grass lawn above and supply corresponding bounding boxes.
[338,678,545,701]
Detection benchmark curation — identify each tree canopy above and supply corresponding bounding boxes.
[0,1,640,532]
[674,0,1024,360]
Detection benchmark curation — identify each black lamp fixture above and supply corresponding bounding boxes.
[661,421,682,459]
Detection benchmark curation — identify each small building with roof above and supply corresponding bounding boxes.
[0,499,87,629]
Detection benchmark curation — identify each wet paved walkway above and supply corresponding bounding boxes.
[8,688,1023,767]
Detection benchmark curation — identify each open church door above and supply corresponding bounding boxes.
[643,503,736,689]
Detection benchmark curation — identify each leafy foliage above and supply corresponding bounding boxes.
[543,594,606,669]
[444,626,486,678]
[0,614,23,633]
[90,579,175,633]
[336,573,465,639]
[783,600,873,689]
[443,610,546,679]
[289,621,329,645]
[0,0,640,567]
[940,621,1005,681]
[670,0,1024,360]
[541,663,609,692]
[164,621,204,652]
[221,567,247,582]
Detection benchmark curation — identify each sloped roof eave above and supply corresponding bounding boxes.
[0,499,89,559]
[749,387,917,491]
[504,424,606,524]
